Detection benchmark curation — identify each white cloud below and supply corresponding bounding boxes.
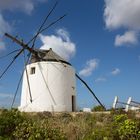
[0,14,11,35]
[0,0,47,15]
[0,0,47,51]
[95,77,106,82]
[0,13,11,50]
[104,0,140,46]
[111,68,120,76]
[0,41,5,50]
[40,29,76,61]
[0,93,13,98]
[115,31,138,47]
[56,28,70,42]
[104,0,140,30]
[0,93,14,107]
[79,59,99,77]
[138,56,140,61]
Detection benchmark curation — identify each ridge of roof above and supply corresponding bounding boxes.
[30,48,71,65]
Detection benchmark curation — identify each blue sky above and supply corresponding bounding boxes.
[0,0,140,109]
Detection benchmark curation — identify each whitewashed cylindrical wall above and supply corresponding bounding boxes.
[18,61,76,112]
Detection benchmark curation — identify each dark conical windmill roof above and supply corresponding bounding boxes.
[30,48,71,65]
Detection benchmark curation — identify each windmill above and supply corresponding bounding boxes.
[2,1,105,112]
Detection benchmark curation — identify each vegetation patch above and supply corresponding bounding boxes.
[0,108,140,140]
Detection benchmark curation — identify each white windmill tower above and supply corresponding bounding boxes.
[19,48,76,112]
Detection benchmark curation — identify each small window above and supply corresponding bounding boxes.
[30,67,35,74]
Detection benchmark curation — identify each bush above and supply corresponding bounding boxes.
[114,114,128,124]
[0,109,25,138]
[0,109,66,139]
[13,119,66,140]
[92,105,106,112]
[118,119,140,140]
[112,114,140,140]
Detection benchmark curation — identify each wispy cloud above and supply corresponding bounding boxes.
[0,93,12,107]
[40,28,76,61]
[0,93,13,98]
[0,0,47,51]
[0,41,5,50]
[138,56,140,61]
[95,67,121,83]
[111,68,121,76]
[56,28,70,42]
[95,77,106,82]
[0,14,11,50]
[0,93,20,107]
[0,0,47,15]
[115,31,138,47]
[104,0,140,46]
[0,14,11,35]
[79,59,99,77]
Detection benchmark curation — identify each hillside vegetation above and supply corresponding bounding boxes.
[0,108,140,140]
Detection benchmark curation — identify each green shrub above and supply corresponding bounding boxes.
[0,109,25,138]
[113,114,140,140]
[118,119,140,140]
[13,119,66,140]
[114,114,128,124]
[92,105,106,112]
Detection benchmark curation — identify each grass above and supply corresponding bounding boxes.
[0,108,140,140]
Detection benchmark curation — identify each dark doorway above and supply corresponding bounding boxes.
[72,95,75,112]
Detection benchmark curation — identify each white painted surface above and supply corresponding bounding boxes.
[113,96,118,109]
[18,61,76,112]
[83,108,91,112]
[125,97,132,112]
[130,106,140,111]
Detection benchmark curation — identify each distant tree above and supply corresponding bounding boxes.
[92,105,105,112]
